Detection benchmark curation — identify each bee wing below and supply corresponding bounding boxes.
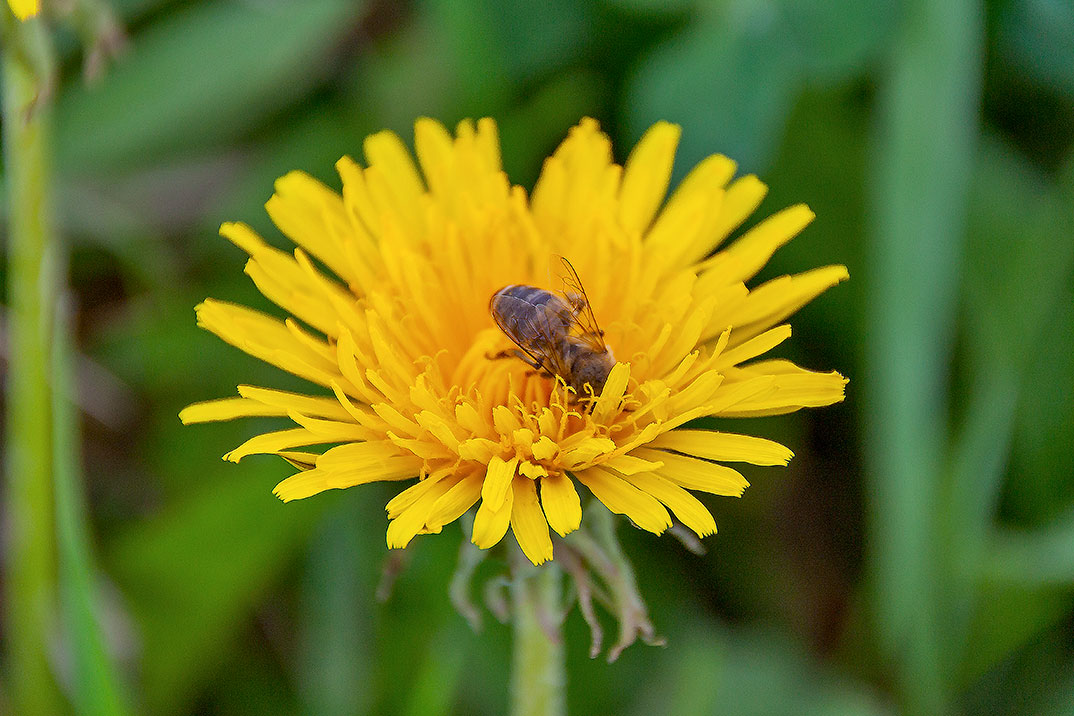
[532,303,573,380]
[555,256,607,352]
[491,294,572,379]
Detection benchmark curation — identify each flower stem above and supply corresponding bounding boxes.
[510,546,566,716]
[1,10,64,716]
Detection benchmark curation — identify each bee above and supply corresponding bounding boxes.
[489,257,615,400]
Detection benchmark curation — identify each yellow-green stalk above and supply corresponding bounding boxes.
[511,549,566,716]
[1,7,63,715]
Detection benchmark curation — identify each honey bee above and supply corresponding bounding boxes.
[489,257,615,400]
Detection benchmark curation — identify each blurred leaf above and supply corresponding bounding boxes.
[498,70,607,186]
[483,0,592,83]
[949,137,1074,532]
[54,298,133,716]
[631,618,886,716]
[863,0,983,711]
[604,0,695,13]
[104,468,329,714]
[426,0,512,111]
[346,6,459,132]
[400,620,469,716]
[947,148,1074,688]
[963,624,1074,716]
[763,86,868,345]
[938,139,1074,686]
[984,508,1074,586]
[997,0,1074,99]
[56,0,364,173]
[624,0,892,172]
[351,0,589,131]
[207,102,361,240]
[1001,147,1074,524]
[625,9,797,172]
[108,0,176,21]
[780,0,893,81]
[297,494,375,716]
[1023,661,1074,716]
[1006,291,1074,521]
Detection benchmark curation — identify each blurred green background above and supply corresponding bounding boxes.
[3,0,1074,714]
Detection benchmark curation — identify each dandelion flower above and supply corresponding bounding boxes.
[7,0,39,20]
[182,118,847,565]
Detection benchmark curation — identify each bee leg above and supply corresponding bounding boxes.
[487,348,545,372]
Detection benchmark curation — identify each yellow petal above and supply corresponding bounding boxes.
[708,204,815,284]
[414,118,456,202]
[237,385,353,421]
[618,471,717,538]
[560,437,617,468]
[458,437,500,462]
[492,405,522,434]
[539,472,581,537]
[481,455,519,511]
[647,153,737,264]
[575,466,672,535]
[195,299,341,388]
[273,452,421,502]
[600,453,664,475]
[618,121,680,235]
[363,129,426,209]
[717,324,792,368]
[648,298,715,379]
[632,449,749,497]
[426,474,483,531]
[271,468,333,502]
[385,470,452,519]
[266,171,355,284]
[221,223,350,338]
[510,476,554,565]
[284,412,370,442]
[719,362,848,416]
[518,461,548,479]
[649,429,793,466]
[9,0,39,20]
[316,440,404,470]
[706,175,768,247]
[592,362,630,423]
[724,265,850,341]
[180,397,285,424]
[386,474,462,548]
[472,480,515,549]
[224,428,322,462]
[474,117,502,171]
[531,436,558,461]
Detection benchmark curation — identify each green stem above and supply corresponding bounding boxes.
[1,10,64,716]
[510,547,566,716]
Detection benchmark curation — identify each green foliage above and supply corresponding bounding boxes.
[623,0,893,171]
[55,0,366,173]
[3,0,1073,713]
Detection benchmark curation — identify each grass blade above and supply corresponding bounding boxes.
[864,0,984,712]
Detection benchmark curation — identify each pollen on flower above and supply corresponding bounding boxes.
[182,116,847,565]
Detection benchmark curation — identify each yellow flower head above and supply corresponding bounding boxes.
[182,118,847,565]
[7,0,39,20]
